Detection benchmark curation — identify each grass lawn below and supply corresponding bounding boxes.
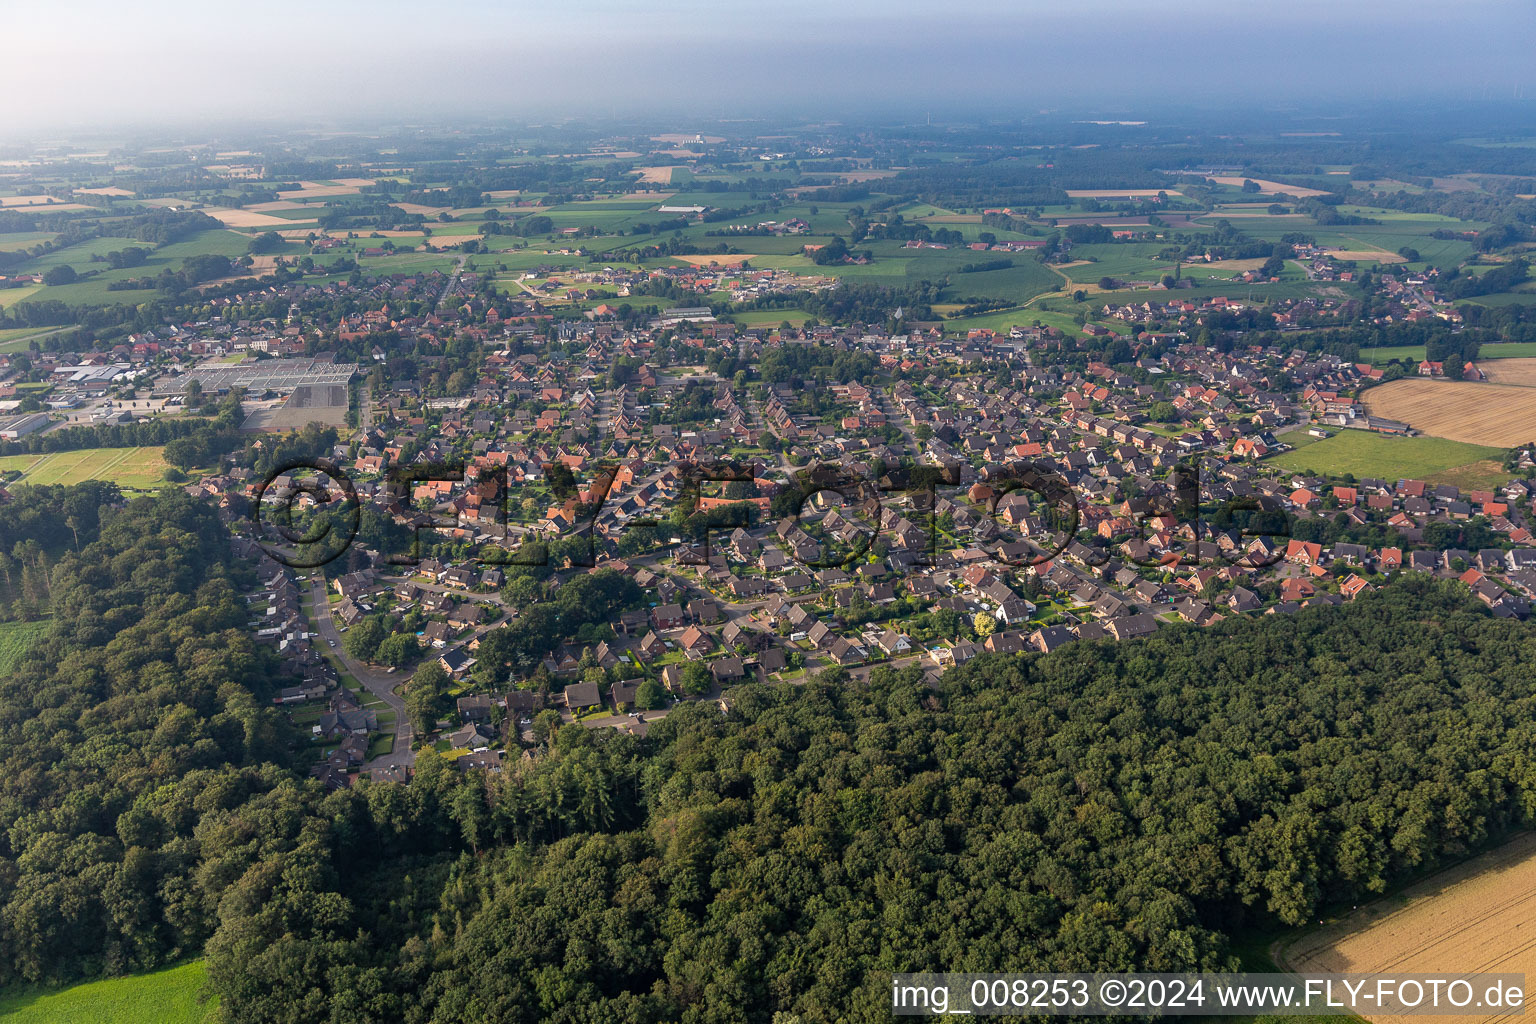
[1478,341,1536,360]
[0,446,172,490]
[0,620,45,674]
[0,325,75,353]
[1266,430,1506,486]
[941,304,1105,337]
[1362,344,1425,366]
[1274,426,1326,450]
[0,959,214,1023]
[731,309,808,327]
[0,285,42,308]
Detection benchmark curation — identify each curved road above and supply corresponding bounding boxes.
[307,576,417,772]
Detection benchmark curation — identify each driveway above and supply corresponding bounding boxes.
[576,706,673,731]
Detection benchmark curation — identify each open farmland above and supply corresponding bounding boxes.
[202,207,315,228]
[1476,357,1536,386]
[634,165,680,184]
[0,325,75,352]
[1266,430,1506,486]
[275,181,365,200]
[0,446,171,490]
[1280,832,1536,1024]
[1361,379,1536,446]
[1199,175,1332,197]
[672,253,762,267]
[1326,248,1405,263]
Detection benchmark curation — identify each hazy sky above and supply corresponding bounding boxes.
[7,0,1535,134]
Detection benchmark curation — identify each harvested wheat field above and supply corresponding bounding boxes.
[1362,379,1536,446]
[74,186,134,197]
[1203,175,1332,197]
[634,166,681,184]
[1281,832,1536,1024]
[1477,358,1536,387]
[276,181,361,200]
[204,207,315,228]
[673,254,761,267]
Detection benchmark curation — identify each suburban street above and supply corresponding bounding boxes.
[306,575,417,771]
[434,254,468,308]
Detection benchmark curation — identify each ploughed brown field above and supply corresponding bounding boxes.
[1280,832,1536,1024]
[1361,379,1536,446]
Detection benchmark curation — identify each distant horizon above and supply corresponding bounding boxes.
[9,100,1536,152]
[6,0,1535,138]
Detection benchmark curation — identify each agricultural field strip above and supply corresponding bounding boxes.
[1361,379,1536,447]
[1281,833,1536,1024]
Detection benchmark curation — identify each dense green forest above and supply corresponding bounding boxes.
[0,480,120,618]
[0,492,292,982]
[2,492,1534,1023]
[204,578,1536,1023]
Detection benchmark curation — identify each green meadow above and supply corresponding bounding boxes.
[9,229,257,306]
[1362,344,1427,365]
[0,446,173,490]
[1366,341,1536,365]
[1266,430,1505,485]
[0,960,213,1024]
[0,325,76,352]
[0,620,45,674]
